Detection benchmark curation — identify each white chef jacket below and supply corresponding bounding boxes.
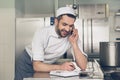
[26,25,87,64]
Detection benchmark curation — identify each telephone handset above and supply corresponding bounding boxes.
[70,26,74,35]
[70,29,73,35]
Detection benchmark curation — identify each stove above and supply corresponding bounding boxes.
[97,60,120,80]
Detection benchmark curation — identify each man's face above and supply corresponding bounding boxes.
[56,15,75,38]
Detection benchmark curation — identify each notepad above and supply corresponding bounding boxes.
[49,62,94,77]
[50,69,80,77]
[50,62,81,77]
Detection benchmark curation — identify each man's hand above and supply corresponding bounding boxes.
[69,29,79,45]
[60,62,75,71]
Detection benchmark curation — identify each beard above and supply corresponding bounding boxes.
[56,25,71,38]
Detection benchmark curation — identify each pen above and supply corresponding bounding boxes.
[70,64,76,69]
[70,64,74,67]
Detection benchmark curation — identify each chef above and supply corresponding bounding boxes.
[15,6,87,80]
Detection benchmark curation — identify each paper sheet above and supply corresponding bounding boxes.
[49,62,94,77]
[50,69,80,77]
[50,62,81,77]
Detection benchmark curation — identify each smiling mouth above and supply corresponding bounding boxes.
[61,30,70,37]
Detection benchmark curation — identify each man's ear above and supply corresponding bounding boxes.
[54,18,58,26]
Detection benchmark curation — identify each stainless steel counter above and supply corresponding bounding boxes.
[23,59,104,80]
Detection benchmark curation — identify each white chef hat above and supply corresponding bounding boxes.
[56,7,76,17]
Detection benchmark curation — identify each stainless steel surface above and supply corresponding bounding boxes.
[79,4,109,19]
[115,13,120,31]
[23,59,104,80]
[97,59,120,80]
[65,4,109,58]
[100,42,120,66]
[110,72,120,80]
[73,18,109,57]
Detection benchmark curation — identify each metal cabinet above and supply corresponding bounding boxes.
[79,4,109,19]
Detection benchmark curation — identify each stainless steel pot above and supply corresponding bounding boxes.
[100,42,120,67]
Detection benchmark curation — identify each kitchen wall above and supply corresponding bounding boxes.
[15,0,120,17]
[15,0,25,17]
[15,0,74,17]
[15,0,120,47]
[0,0,15,80]
[24,0,55,17]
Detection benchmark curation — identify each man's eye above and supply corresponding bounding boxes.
[63,23,67,26]
[70,25,74,28]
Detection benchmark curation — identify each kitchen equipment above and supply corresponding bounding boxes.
[111,72,120,80]
[100,42,120,66]
[66,4,109,58]
[73,18,109,57]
